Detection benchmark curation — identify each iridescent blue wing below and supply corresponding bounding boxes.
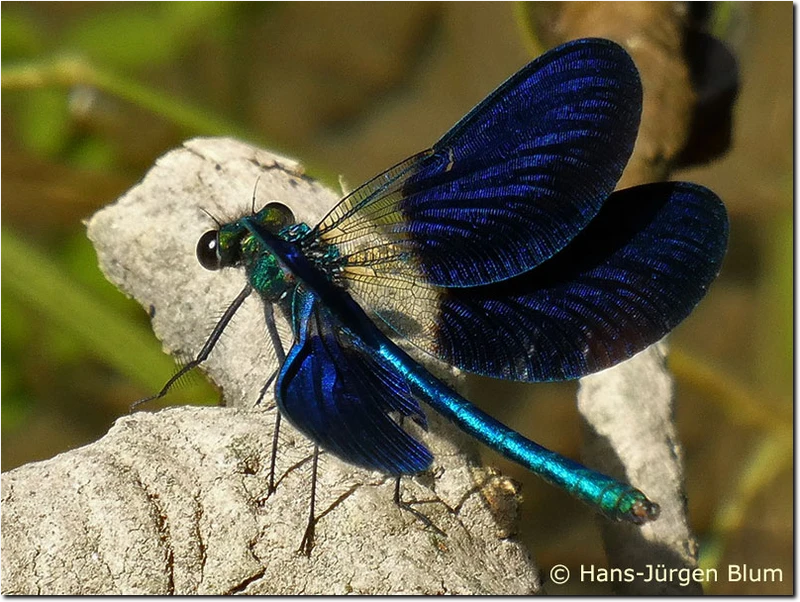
[358,182,728,381]
[276,288,432,475]
[314,38,642,287]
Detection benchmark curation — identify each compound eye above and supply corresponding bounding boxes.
[196,230,221,270]
[262,202,295,231]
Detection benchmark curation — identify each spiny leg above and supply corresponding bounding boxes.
[299,444,320,556]
[131,285,252,411]
[261,303,287,496]
[392,415,446,536]
[267,413,282,496]
[255,368,280,494]
[255,368,279,408]
[393,476,446,537]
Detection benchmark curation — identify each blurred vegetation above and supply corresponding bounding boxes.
[1,2,792,595]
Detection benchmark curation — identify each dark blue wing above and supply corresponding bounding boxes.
[276,288,432,475]
[316,38,642,287]
[415,182,729,381]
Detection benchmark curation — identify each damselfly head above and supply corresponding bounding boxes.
[196,202,296,272]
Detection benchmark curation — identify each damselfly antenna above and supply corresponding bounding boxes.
[200,207,222,228]
[251,176,262,215]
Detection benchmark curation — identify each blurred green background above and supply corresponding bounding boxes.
[1,2,792,594]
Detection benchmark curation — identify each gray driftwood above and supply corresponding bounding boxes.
[3,126,694,593]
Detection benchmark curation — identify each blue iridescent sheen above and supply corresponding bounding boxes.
[245,218,660,522]
[194,38,729,524]
[388,182,729,381]
[315,38,642,287]
[276,287,431,475]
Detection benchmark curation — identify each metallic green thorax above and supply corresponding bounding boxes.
[213,204,341,303]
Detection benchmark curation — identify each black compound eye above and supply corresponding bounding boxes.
[262,202,295,231]
[196,230,221,270]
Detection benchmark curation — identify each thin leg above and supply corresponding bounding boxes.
[261,303,287,496]
[255,368,279,407]
[267,413,282,496]
[299,445,320,556]
[131,285,252,411]
[390,414,446,536]
[393,476,446,537]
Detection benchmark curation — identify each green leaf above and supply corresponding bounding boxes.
[2,229,216,404]
[0,10,45,59]
[17,88,71,157]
